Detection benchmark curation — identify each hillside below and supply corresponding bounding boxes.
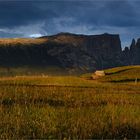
[0,65,140,139]
[82,65,140,83]
[101,65,140,83]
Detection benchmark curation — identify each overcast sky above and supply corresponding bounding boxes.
[0,0,140,48]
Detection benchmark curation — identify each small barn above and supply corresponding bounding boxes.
[92,70,105,79]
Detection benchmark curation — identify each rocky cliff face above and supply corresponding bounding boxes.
[0,32,139,72]
[123,38,140,65]
[43,33,122,71]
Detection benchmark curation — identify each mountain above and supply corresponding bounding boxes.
[41,33,122,71]
[0,32,139,72]
[123,38,140,65]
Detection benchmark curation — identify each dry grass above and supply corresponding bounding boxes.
[0,38,47,46]
[101,65,140,83]
[0,66,140,139]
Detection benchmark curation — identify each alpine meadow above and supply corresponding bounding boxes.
[0,0,140,139]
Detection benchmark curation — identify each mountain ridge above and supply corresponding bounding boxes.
[0,32,139,72]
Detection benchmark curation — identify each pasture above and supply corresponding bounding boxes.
[0,66,140,139]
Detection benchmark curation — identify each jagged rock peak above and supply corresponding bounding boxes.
[137,38,140,43]
[136,38,140,47]
[130,38,136,50]
[124,46,129,52]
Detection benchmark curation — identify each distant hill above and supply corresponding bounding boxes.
[0,32,139,72]
[102,65,140,82]
[82,65,140,83]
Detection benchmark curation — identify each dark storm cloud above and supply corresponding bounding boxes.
[0,0,140,47]
[0,1,57,28]
[98,1,140,27]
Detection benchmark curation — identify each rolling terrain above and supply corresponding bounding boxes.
[0,65,140,139]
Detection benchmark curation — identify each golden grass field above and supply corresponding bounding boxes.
[0,38,46,46]
[0,65,140,139]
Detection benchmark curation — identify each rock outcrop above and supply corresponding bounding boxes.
[42,33,122,71]
[123,38,140,65]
